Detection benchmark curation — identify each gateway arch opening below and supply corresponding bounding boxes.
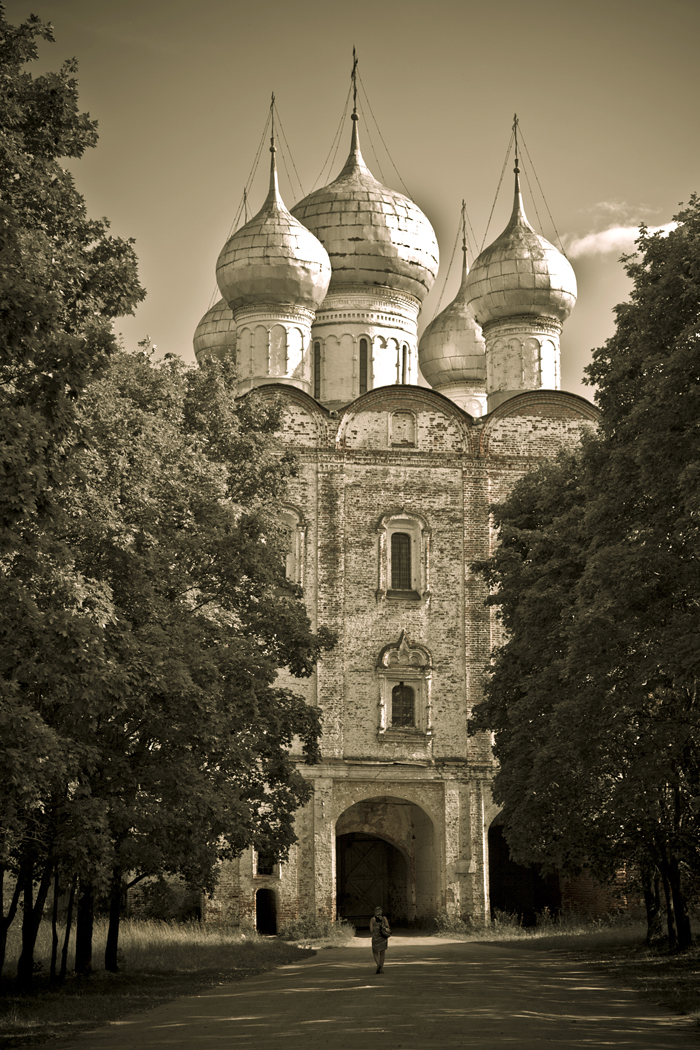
[336,796,435,928]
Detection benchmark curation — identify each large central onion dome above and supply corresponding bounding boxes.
[216,146,331,313]
[419,245,485,390]
[291,114,438,302]
[465,167,577,327]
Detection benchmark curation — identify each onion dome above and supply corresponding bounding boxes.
[216,144,331,313]
[465,166,576,327]
[419,241,485,389]
[193,298,236,365]
[291,113,438,302]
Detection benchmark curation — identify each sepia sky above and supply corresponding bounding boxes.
[6,0,700,401]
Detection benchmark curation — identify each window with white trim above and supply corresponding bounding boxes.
[376,512,430,601]
[279,507,306,587]
[377,631,432,738]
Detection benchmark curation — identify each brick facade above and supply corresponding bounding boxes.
[207,385,600,929]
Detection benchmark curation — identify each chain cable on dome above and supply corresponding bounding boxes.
[518,125,567,254]
[310,83,352,191]
[356,68,412,198]
[465,199,478,255]
[351,50,387,183]
[425,198,476,323]
[480,125,515,253]
[357,96,387,183]
[272,97,306,201]
[207,104,273,309]
[429,212,461,320]
[513,113,548,241]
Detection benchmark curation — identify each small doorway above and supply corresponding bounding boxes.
[255,888,277,935]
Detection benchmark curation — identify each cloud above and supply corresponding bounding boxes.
[585,200,657,221]
[564,222,677,259]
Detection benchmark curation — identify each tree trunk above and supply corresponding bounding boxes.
[0,866,22,977]
[74,882,94,976]
[641,864,663,945]
[59,875,77,983]
[50,867,59,981]
[659,868,677,949]
[104,868,124,973]
[16,858,53,988]
[668,853,692,950]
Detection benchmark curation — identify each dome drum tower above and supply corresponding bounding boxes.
[233,304,317,396]
[481,315,560,410]
[291,111,438,404]
[311,288,420,404]
[213,135,331,396]
[465,155,577,413]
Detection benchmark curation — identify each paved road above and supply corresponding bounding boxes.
[57,933,699,1049]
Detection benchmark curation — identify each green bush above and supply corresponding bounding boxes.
[278,916,354,944]
[432,913,481,935]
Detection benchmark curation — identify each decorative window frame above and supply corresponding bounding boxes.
[376,631,433,739]
[357,335,371,396]
[376,510,430,601]
[279,505,306,588]
[313,339,322,401]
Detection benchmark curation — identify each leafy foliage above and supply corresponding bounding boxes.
[0,9,332,982]
[471,196,700,949]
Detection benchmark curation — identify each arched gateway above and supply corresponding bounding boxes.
[336,796,435,927]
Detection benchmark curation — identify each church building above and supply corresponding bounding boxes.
[192,103,600,931]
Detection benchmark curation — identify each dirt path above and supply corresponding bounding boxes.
[55,933,699,1049]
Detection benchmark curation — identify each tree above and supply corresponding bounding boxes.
[8,346,333,977]
[0,9,144,982]
[471,197,700,949]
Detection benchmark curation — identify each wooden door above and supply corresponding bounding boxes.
[337,834,388,926]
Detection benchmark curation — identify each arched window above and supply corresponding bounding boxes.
[390,532,412,591]
[401,344,408,384]
[280,508,305,586]
[313,341,321,400]
[376,632,432,739]
[359,337,368,395]
[376,512,430,602]
[391,682,415,727]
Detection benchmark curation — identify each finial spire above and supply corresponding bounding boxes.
[340,46,368,172]
[352,47,358,118]
[508,112,528,227]
[270,92,275,151]
[266,91,281,204]
[513,113,519,175]
[460,199,468,284]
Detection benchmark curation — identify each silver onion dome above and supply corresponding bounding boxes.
[465,168,577,328]
[216,145,331,313]
[193,298,236,365]
[292,114,439,303]
[419,246,485,389]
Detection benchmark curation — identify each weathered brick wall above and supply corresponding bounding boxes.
[206,384,600,928]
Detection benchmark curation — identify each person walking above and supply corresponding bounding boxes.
[369,905,390,973]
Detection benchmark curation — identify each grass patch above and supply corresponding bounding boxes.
[570,936,700,1025]
[0,919,314,1048]
[278,915,355,947]
[450,913,700,1025]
